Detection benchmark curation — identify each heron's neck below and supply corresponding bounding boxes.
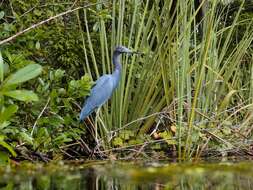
[113,52,122,71]
[112,52,122,88]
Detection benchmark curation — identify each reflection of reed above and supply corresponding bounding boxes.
[2,163,253,190]
[81,168,98,190]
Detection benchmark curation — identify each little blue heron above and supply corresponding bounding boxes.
[80,46,137,121]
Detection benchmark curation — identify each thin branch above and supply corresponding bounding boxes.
[31,97,50,136]
[70,0,79,9]
[0,2,105,45]
[112,111,167,133]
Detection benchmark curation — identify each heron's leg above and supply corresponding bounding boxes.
[95,107,101,143]
[95,107,106,158]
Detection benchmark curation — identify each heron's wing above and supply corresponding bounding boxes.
[80,75,114,121]
[94,74,112,88]
[90,75,115,106]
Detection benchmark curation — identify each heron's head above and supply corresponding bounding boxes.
[114,46,132,54]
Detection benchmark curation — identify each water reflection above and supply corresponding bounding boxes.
[1,162,253,190]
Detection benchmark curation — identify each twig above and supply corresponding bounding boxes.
[31,97,50,136]
[202,129,234,148]
[79,138,92,153]
[112,111,167,133]
[60,142,80,149]
[60,149,74,158]
[195,136,211,160]
[70,0,79,9]
[0,2,106,45]
[218,103,253,128]
[131,142,148,158]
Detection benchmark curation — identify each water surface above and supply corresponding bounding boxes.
[1,160,253,189]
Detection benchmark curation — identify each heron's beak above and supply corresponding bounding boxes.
[121,47,132,54]
[132,51,144,55]
[122,47,144,55]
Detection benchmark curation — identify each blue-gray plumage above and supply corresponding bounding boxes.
[80,46,134,121]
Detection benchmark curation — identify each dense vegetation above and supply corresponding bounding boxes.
[0,0,253,163]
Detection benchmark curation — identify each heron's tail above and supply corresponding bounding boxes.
[79,106,92,122]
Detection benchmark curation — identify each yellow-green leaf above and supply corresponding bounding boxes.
[3,90,39,101]
[112,137,123,147]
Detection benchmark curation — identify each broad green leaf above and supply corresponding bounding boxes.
[0,51,3,82]
[0,137,17,157]
[4,64,42,86]
[3,90,39,101]
[0,105,18,123]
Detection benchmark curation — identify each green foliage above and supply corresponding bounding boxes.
[4,64,42,86]
[27,67,92,153]
[0,51,42,160]
[68,75,93,98]
[0,61,42,104]
[81,0,253,159]
[0,0,253,160]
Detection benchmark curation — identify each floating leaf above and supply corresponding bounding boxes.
[3,90,39,101]
[119,130,134,140]
[4,64,42,86]
[112,137,123,147]
[160,131,177,145]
